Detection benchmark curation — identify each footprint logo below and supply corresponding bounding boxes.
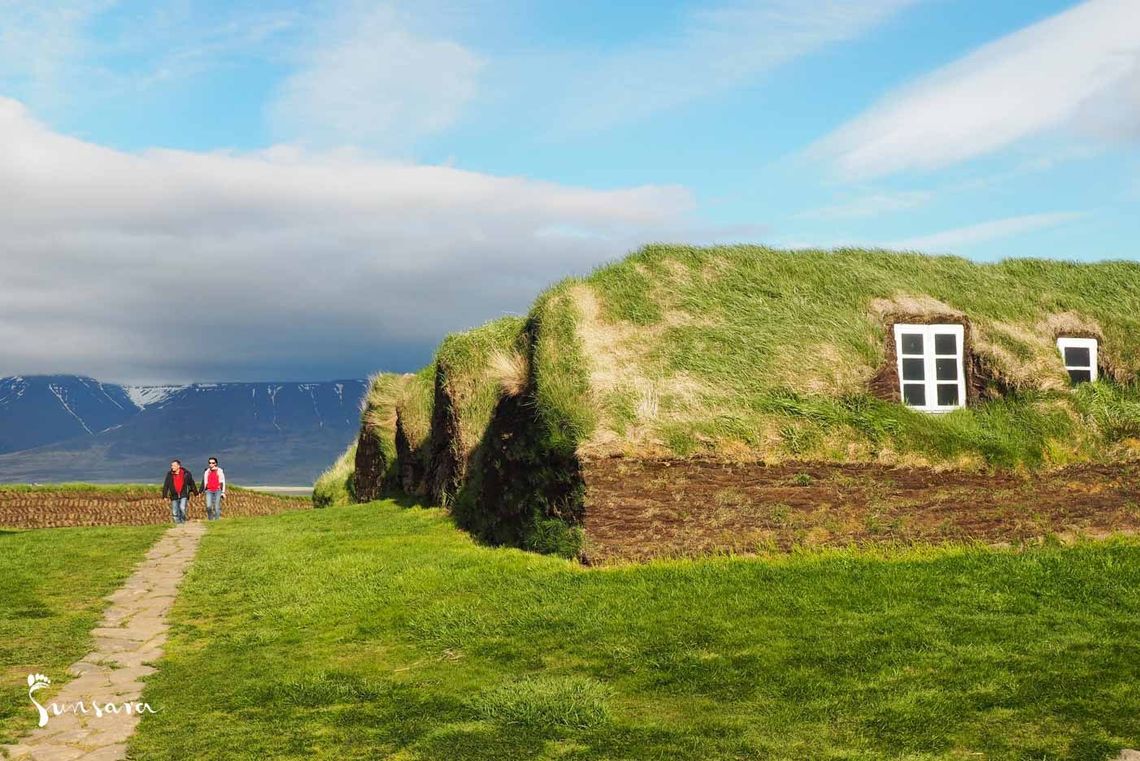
[27,673,51,727]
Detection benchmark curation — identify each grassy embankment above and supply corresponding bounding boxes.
[0,523,167,743]
[312,443,357,508]
[129,502,1140,760]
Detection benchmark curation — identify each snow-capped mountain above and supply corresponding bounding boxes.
[0,375,138,453]
[122,385,189,410]
[0,375,366,484]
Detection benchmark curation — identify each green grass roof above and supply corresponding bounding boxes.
[331,245,1140,513]
[435,316,527,458]
[527,245,1140,469]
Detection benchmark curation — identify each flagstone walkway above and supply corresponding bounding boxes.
[2,522,205,761]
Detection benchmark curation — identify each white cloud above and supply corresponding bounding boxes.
[797,189,933,219]
[268,3,482,148]
[890,211,1086,251]
[0,98,692,382]
[0,1,303,120]
[0,1,108,107]
[549,0,918,133]
[816,0,1140,179]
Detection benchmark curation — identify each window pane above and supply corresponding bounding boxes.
[936,358,958,381]
[937,384,960,407]
[900,333,924,355]
[1068,369,1092,385]
[902,358,925,381]
[902,383,926,407]
[934,333,957,355]
[1064,347,1091,367]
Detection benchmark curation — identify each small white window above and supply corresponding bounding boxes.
[893,324,966,413]
[1057,337,1097,384]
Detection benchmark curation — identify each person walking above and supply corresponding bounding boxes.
[162,460,198,524]
[202,457,226,520]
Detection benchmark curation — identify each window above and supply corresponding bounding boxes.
[893,324,966,413]
[1057,337,1097,384]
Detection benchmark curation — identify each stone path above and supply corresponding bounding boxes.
[2,522,205,761]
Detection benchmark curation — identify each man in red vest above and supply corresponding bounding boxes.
[202,457,226,520]
[161,460,198,524]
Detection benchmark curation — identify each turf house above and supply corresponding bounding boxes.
[315,245,1140,563]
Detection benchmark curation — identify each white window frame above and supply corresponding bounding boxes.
[893,324,966,413]
[1057,337,1098,384]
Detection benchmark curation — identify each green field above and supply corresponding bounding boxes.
[0,524,167,743]
[0,483,159,493]
[128,502,1140,760]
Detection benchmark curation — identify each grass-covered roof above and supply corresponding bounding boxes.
[325,245,1140,551]
[527,245,1140,470]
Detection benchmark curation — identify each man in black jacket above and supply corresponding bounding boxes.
[161,460,198,524]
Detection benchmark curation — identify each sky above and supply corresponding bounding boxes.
[1,0,1138,383]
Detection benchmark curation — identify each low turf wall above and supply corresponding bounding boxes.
[0,486,310,529]
[581,458,1140,564]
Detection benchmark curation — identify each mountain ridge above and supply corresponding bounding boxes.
[0,375,366,484]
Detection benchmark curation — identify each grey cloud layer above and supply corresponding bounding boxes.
[0,98,692,383]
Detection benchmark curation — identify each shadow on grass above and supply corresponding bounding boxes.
[380,491,428,510]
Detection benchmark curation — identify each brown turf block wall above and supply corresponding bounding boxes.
[581,457,1140,565]
[0,489,310,529]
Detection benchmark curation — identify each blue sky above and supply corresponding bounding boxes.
[1,0,1138,382]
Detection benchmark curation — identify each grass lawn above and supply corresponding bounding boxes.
[129,502,1140,760]
[0,523,167,743]
[0,483,159,493]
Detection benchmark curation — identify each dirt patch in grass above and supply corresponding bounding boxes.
[0,488,309,528]
[581,458,1140,564]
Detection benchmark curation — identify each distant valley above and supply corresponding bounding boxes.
[0,375,366,485]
